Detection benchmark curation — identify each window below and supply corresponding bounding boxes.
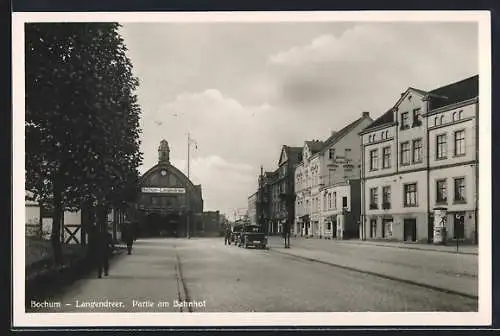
[327,222,331,231]
[382,186,391,209]
[385,130,389,138]
[412,139,423,163]
[370,188,378,209]
[452,112,457,121]
[412,108,422,127]
[323,194,327,209]
[434,116,439,126]
[382,146,391,169]
[151,196,159,205]
[401,112,410,129]
[400,142,411,165]
[440,115,445,124]
[454,130,466,156]
[328,193,332,209]
[369,149,378,171]
[381,131,385,139]
[328,148,335,159]
[436,134,447,159]
[333,192,337,209]
[404,183,418,207]
[436,179,447,204]
[454,177,466,202]
[458,110,463,119]
[342,196,348,208]
[345,148,351,159]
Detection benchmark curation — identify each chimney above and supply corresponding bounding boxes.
[362,111,370,118]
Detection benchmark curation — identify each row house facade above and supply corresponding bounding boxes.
[295,112,373,238]
[360,75,478,244]
[255,145,302,235]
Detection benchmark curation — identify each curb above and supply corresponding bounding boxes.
[365,243,478,256]
[277,238,478,256]
[269,248,478,300]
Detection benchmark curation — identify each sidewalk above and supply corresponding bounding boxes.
[267,236,478,299]
[291,236,478,255]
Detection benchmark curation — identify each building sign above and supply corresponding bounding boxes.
[141,187,186,194]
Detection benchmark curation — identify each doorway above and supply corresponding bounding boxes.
[370,219,377,238]
[403,218,417,242]
[453,213,465,239]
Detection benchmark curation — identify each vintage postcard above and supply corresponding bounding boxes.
[12,10,492,328]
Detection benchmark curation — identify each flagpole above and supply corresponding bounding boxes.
[187,132,190,179]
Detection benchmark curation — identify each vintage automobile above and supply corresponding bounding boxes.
[238,224,268,249]
[231,224,244,244]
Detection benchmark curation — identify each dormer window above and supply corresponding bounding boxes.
[328,148,335,160]
[440,115,445,124]
[435,116,439,126]
[385,130,389,138]
[458,110,463,120]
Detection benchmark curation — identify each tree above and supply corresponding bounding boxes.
[25,23,143,264]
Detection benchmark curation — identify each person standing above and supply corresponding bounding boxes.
[283,221,291,249]
[224,225,232,245]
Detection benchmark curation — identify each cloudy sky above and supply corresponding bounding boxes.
[118,21,478,219]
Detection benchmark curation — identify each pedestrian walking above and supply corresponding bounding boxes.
[124,220,135,255]
[87,225,110,278]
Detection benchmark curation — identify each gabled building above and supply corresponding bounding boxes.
[295,112,373,238]
[359,75,478,243]
[274,145,303,234]
[294,140,324,236]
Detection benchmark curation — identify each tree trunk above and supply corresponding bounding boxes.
[112,208,118,243]
[50,192,63,265]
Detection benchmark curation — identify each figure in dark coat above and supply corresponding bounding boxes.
[124,221,135,254]
[224,226,232,245]
[283,221,291,248]
[88,225,110,278]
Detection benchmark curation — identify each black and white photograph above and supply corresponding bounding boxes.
[13,11,492,327]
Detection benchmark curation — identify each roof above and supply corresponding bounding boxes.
[360,109,394,133]
[305,140,324,154]
[321,115,371,151]
[427,74,478,111]
[360,74,478,133]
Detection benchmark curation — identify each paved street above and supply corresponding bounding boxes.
[27,238,477,313]
[267,236,478,298]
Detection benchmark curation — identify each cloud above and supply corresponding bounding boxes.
[167,155,255,218]
[268,23,478,112]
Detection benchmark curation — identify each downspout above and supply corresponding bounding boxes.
[425,96,431,244]
[360,140,365,240]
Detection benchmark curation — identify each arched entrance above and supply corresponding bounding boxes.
[143,212,184,237]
